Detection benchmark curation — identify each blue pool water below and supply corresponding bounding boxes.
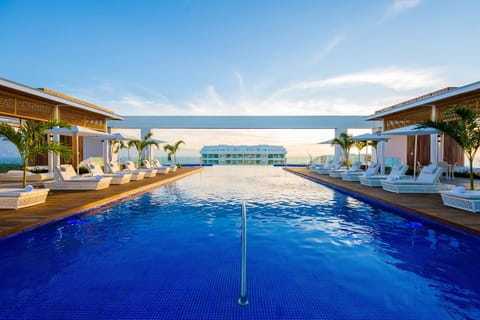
[1,166,480,319]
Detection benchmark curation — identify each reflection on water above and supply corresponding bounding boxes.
[0,166,479,319]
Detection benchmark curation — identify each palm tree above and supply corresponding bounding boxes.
[0,119,71,187]
[163,140,185,166]
[127,133,160,167]
[111,140,127,163]
[331,132,353,167]
[368,140,379,162]
[353,140,367,163]
[419,106,480,190]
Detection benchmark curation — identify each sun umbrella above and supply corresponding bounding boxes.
[48,126,106,173]
[146,138,167,162]
[347,133,390,142]
[94,132,138,141]
[348,133,390,174]
[382,124,441,176]
[92,132,139,172]
[48,125,105,137]
[317,138,336,144]
[318,137,356,165]
[381,124,439,136]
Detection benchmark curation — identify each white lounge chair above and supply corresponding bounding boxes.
[143,160,170,174]
[153,159,176,172]
[341,162,380,182]
[359,164,409,187]
[107,161,145,181]
[311,160,343,174]
[45,165,112,190]
[309,160,334,173]
[125,160,157,178]
[439,186,480,213]
[87,163,132,184]
[0,186,49,209]
[0,170,54,182]
[381,165,453,193]
[329,161,361,178]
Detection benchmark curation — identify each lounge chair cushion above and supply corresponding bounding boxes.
[422,165,436,173]
[441,189,480,199]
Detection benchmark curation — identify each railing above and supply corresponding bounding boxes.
[238,201,249,306]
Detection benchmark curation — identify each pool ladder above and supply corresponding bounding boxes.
[238,201,249,306]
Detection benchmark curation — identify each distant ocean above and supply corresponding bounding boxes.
[0,156,21,164]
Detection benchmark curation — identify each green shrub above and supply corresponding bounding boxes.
[79,166,89,175]
[0,163,22,173]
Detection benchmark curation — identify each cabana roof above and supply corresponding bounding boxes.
[366,81,480,121]
[0,77,123,121]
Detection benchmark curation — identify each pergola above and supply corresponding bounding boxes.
[0,77,123,170]
[366,81,480,167]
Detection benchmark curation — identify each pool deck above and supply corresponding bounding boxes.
[0,167,202,239]
[285,167,480,236]
[2,166,480,239]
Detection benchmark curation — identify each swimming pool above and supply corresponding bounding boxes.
[1,166,479,319]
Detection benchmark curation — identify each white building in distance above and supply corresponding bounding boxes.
[200,145,287,165]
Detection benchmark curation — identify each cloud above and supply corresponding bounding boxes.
[311,33,346,64]
[104,94,181,115]
[71,65,448,118]
[234,71,246,96]
[273,66,446,97]
[387,0,422,16]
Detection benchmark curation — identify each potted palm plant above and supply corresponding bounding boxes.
[353,140,367,163]
[419,106,480,190]
[0,119,71,188]
[127,133,160,167]
[163,140,185,167]
[331,132,353,167]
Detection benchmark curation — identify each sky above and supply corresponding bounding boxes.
[1,0,480,162]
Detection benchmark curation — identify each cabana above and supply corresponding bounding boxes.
[0,77,123,174]
[365,82,480,170]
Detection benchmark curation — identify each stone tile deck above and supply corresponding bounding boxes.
[0,167,202,238]
[285,167,480,236]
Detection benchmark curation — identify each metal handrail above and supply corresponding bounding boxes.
[238,201,249,306]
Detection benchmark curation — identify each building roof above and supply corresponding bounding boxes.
[366,80,480,120]
[0,77,123,120]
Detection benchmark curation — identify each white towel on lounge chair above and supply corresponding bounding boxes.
[452,185,466,193]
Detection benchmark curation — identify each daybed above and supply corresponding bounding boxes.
[44,165,112,191]
[87,163,132,184]
[153,160,177,172]
[341,162,380,182]
[143,160,170,174]
[125,161,157,178]
[440,187,480,213]
[329,161,361,178]
[309,160,334,173]
[310,160,343,175]
[0,170,54,182]
[359,164,409,187]
[381,165,453,194]
[107,162,145,181]
[0,186,49,209]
